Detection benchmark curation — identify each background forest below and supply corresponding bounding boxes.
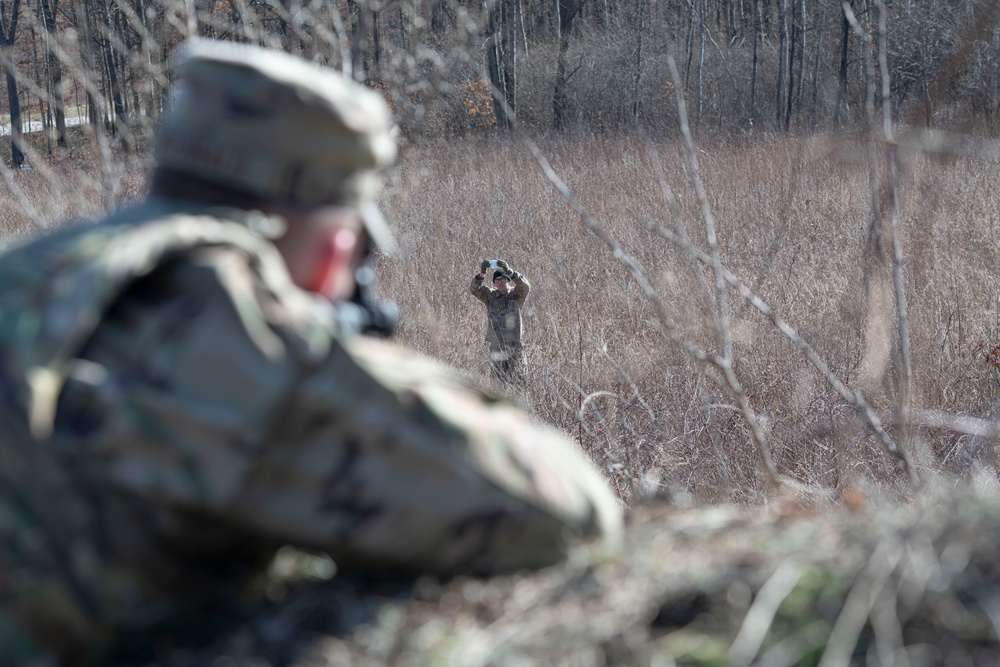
[1,0,1000,507]
[1,0,999,154]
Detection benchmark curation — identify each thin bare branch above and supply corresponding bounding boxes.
[522,136,828,497]
[630,211,916,484]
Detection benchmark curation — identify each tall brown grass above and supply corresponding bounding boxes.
[3,129,1000,507]
[379,132,1000,504]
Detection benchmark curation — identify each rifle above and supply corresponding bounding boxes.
[336,241,398,338]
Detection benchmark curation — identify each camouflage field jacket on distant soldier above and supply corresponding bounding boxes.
[469,270,530,348]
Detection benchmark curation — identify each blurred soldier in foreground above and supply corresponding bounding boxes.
[0,40,621,665]
[470,259,530,385]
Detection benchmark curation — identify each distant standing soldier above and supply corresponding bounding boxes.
[470,259,530,384]
[0,40,620,665]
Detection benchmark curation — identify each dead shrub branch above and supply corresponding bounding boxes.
[520,133,825,497]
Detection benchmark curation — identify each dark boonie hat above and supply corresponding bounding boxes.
[155,38,398,253]
[493,270,510,281]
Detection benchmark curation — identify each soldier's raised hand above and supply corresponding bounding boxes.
[497,259,510,272]
[480,259,490,273]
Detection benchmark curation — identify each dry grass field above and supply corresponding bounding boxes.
[7,129,1000,664]
[6,129,1000,505]
[375,131,1000,506]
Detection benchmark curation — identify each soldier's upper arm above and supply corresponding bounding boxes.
[469,276,490,303]
[513,274,530,301]
[56,246,306,510]
[229,334,623,574]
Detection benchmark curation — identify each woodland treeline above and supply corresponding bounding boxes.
[0,0,998,163]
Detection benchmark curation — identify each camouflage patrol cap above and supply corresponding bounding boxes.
[155,38,398,252]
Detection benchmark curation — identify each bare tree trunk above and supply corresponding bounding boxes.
[834,0,852,128]
[39,0,66,146]
[775,0,786,128]
[696,0,705,124]
[486,0,515,130]
[810,0,826,128]
[509,0,518,114]
[750,0,759,126]
[3,65,22,165]
[113,6,133,115]
[784,0,795,129]
[684,0,695,88]
[371,0,381,79]
[348,0,366,80]
[725,0,736,42]
[631,0,647,123]
[28,21,38,132]
[792,0,805,126]
[74,0,102,130]
[553,0,582,129]
[133,0,162,127]
[0,0,23,165]
[553,11,570,127]
[97,0,127,150]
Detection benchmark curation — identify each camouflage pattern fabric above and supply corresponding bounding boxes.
[469,270,530,348]
[0,205,621,664]
[469,270,530,384]
[155,38,398,253]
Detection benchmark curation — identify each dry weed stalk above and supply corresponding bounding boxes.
[843,0,919,490]
[521,128,824,496]
[629,213,910,485]
[817,537,905,667]
[727,561,806,667]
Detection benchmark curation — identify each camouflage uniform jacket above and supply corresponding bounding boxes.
[0,201,619,664]
[469,270,530,348]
